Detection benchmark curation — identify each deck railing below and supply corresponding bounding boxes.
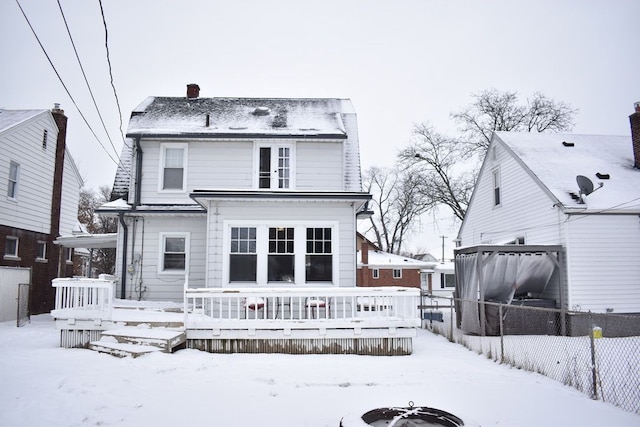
[51,277,115,321]
[184,286,421,330]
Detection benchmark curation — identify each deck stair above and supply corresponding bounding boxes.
[88,327,186,358]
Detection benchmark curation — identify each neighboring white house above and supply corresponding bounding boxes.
[457,104,640,314]
[0,106,83,314]
[99,84,372,301]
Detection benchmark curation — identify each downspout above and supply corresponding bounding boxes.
[134,137,142,208]
[118,212,128,299]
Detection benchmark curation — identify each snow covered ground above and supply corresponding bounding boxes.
[1,315,638,427]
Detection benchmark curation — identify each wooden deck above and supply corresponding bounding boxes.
[51,278,421,355]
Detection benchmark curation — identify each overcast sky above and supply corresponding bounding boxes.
[2,0,639,255]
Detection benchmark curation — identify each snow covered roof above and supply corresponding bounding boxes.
[112,96,363,200]
[494,132,640,212]
[357,250,432,269]
[0,109,46,133]
[126,97,351,138]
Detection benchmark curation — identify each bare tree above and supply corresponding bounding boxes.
[77,186,117,275]
[399,124,476,221]
[451,89,577,154]
[399,89,577,221]
[362,166,434,254]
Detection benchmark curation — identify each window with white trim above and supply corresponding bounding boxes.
[160,233,189,273]
[257,144,293,189]
[305,227,332,282]
[226,222,335,285]
[269,227,295,282]
[160,144,187,191]
[442,273,455,288]
[372,268,379,279]
[4,236,18,259]
[393,268,402,279]
[493,168,501,206]
[230,227,257,282]
[8,161,19,199]
[36,241,47,261]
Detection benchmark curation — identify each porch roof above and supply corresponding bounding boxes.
[190,189,372,206]
[54,233,118,249]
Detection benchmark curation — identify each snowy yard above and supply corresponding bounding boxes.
[1,315,638,427]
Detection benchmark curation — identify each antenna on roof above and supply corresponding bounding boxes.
[576,175,603,203]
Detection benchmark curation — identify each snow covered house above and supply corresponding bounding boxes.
[67,85,420,355]
[456,103,640,327]
[356,239,431,289]
[0,106,83,314]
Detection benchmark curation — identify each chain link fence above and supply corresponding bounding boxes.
[420,294,640,414]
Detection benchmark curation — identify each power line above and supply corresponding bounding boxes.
[56,0,120,159]
[15,0,123,169]
[98,0,127,148]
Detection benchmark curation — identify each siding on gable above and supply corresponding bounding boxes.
[0,113,56,233]
[564,214,640,313]
[459,141,562,246]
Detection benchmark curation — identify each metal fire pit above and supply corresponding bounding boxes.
[340,401,469,427]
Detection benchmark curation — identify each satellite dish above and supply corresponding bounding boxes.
[576,175,594,196]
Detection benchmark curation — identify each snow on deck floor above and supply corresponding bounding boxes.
[1,315,638,427]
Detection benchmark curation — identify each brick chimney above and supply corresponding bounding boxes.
[186,83,200,99]
[630,101,640,169]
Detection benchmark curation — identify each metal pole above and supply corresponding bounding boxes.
[499,303,504,363]
[589,313,599,400]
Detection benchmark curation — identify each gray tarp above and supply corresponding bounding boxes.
[455,251,556,334]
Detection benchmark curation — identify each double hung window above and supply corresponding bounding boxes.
[268,227,294,282]
[160,144,187,191]
[230,227,257,282]
[8,161,19,199]
[305,227,332,282]
[493,169,501,206]
[36,241,47,261]
[160,233,189,273]
[4,237,18,259]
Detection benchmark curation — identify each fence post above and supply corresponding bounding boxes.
[499,303,504,363]
[589,312,598,400]
[449,297,454,341]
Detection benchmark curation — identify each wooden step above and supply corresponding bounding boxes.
[100,327,186,353]
[88,339,162,358]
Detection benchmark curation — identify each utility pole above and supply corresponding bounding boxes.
[440,235,447,263]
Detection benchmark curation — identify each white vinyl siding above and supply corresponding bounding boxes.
[0,112,57,233]
[59,149,82,236]
[564,215,640,313]
[459,141,562,246]
[113,215,206,300]
[296,141,343,190]
[139,140,253,204]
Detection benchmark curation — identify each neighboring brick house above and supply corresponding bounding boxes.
[0,106,83,314]
[356,236,431,288]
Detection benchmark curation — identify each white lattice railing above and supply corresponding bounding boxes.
[184,286,421,330]
[51,277,115,320]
